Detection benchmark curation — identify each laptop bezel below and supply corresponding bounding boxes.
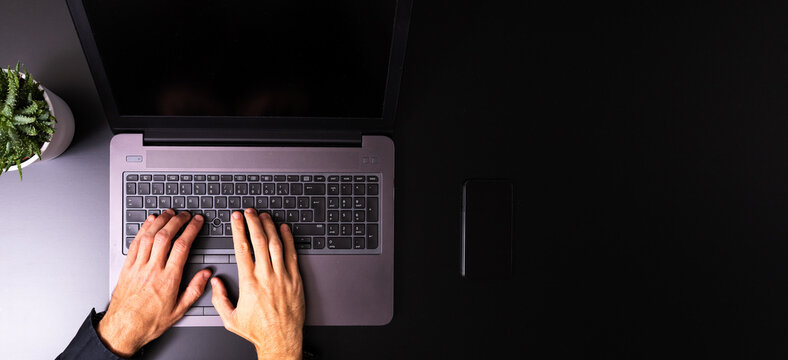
[66,0,412,136]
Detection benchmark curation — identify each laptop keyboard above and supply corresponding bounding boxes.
[123,172,381,256]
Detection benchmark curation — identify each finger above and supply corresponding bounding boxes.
[136,209,175,264]
[279,222,300,278]
[123,214,155,268]
[173,269,212,318]
[260,212,284,274]
[149,211,192,267]
[165,215,204,272]
[230,211,254,277]
[244,208,272,275]
[210,277,237,330]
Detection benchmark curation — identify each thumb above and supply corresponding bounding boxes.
[210,277,237,329]
[174,269,211,316]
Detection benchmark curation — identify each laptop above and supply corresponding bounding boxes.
[67,0,412,326]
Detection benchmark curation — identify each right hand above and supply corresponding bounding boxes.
[211,209,306,360]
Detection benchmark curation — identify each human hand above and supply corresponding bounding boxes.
[97,209,211,357]
[211,209,305,360]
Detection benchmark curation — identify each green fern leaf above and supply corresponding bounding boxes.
[12,115,35,124]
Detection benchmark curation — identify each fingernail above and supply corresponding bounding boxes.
[211,277,218,285]
[165,209,175,215]
[147,215,155,222]
[232,211,242,219]
[245,208,254,213]
[194,214,203,222]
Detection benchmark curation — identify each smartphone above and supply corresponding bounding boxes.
[461,179,513,279]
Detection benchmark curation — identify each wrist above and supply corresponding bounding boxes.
[255,344,302,360]
[96,314,143,358]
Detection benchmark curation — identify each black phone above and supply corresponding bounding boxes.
[461,179,513,279]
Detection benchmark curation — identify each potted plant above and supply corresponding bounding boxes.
[0,62,74,179]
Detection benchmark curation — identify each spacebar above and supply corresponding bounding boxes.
[192,237,234,249]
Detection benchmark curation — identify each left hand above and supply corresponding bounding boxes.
[97,209,211,357]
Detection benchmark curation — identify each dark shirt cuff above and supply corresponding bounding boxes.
[56,308,142,360]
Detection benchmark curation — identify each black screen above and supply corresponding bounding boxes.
[83,0,397,118]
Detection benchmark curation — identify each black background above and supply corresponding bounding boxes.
[133,0,788,358]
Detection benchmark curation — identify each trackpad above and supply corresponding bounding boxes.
[181,263,240,307]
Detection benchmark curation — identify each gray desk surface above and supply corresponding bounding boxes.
[0,1,527,359]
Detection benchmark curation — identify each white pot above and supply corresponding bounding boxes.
[4,81,75,171]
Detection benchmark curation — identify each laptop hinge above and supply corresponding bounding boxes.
[142,128,363,147]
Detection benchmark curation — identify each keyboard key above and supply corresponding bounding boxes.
[180,183,192,195]
[207,175,219,181]
[272,210,285,223]
[274,175,286,182]
[340,210,352,222]
[354,197,365,209]
[210,225,223,236]
[139,183,151,195]
[166,183,178,195]
[218,210,230,222]
[315,175,326,182]
[187,196,199,208]
[353,237,365,249]
[297,243,312,249]
[242,196,255,208]
[215,196,227,208]
[126,223,139,235]
[140,174,152,181]
[167,175,179,181]
[221,183,234,195]
[367,184,379,195]
[145,196,157,208]
[304,184,326,195]
[341,224,351,235]
[234,175,246,181]
[293,224,325,235]
[327,183,339,195]
[248,175,259,181]
[328,210,339,222]
[313,237,325,249]
[126,196,143,208]
[228,197,240,208]
[354,175,365,182]
[194,175,206,181]
[235,183,248,195]
[200,196,213,208]
[185,307,203,316]
[208,183,220,195]
[341,184,352,195]
[295,236,311,244]
[367,197,379,222]
[290,183,303,195]
[353,224,365,235]
[328,224,339,235]
[126,183,136,195]
[263,183,275,195]
[301,175,312,182]
[159,196,171,208]
[311,198,326,221]
[328,175,339,182]
[327,197,339,209]
[301,211,314,225]
[340,198,351,209]
[153,175,166,181]
[297,197,310,209]
[203,210,216,222]
[283,197,296,208]
[262,175,273,181]
[354,210,365,222]
[194,183,206,195]
[205,255,229,263]
[180,175,192,181]
[249,183,261,195]
[328,237,352,249]
[353,184,365,195]
[366,224,379,249]
[224,223,232,235]
[287,175,299,182]
[126,210,147,222]
[367,175,379,182]
[126,174,139,181]
[286,210,299,222]
[270,196,282,208]
[173,196,185,209]
[255,196,268,208]
[152,183,164,195]
[277,183,289,195]
[221,175,233,181]
[341,175,352,182]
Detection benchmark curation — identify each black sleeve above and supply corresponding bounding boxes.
[56,309,142,360]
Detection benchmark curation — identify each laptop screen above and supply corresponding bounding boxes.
[82,0,398,119]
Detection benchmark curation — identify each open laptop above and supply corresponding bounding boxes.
[67,0,412,326]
